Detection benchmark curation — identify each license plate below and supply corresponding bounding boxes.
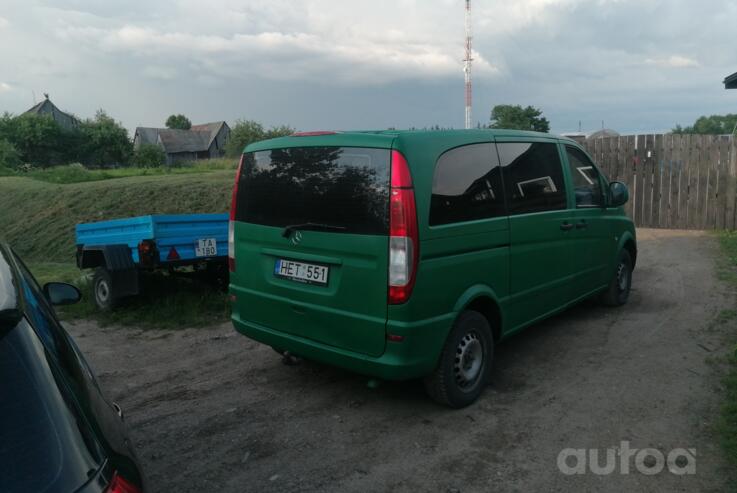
[274,259,329,285]
[195,238,218,257]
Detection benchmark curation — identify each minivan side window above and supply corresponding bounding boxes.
[497,142,567,215]
[564,146,604,208]
[430,143,506,226]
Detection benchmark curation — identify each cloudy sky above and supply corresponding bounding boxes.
[0,0,735,135]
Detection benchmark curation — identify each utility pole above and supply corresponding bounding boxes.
[463,0,473,129]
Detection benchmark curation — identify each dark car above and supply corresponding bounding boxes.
[0,243,145,492]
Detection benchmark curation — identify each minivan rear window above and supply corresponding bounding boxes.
[236,147,391,235]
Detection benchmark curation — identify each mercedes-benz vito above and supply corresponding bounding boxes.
[229,129,636,408]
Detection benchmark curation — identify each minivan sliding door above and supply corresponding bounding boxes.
[496,140,574,332]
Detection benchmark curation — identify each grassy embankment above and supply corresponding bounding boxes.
[0,159,237,328]
[716,231,737,468]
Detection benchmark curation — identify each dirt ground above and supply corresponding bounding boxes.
[67,229,736,492]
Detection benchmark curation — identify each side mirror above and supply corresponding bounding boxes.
[609,181,629,207]
[43,282,82,306]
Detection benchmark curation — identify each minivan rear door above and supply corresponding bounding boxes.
[231,144,392,357]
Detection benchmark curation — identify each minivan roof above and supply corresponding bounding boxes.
[244,129,576,153]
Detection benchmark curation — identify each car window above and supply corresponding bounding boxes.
[497,142,568,215]
[565,146,603,208]
[9,251,96,397]
[236,147,391,235]
[12,253,60,354]
[0,317,102,493]
[430,143,506,225]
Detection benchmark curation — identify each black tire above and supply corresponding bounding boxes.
[92,267,117,311]
[601,249,633,307]
[423,310,494,408]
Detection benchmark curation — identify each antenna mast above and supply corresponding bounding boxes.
[463,0,473,129]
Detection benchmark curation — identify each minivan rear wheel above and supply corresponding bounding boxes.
[601,249,633,307]
[423,310,494,408]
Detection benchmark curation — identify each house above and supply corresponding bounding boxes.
[725,71,737,89]
[23,93,80,130]
[133,121,230,164]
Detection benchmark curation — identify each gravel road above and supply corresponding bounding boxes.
[67,228,736,492]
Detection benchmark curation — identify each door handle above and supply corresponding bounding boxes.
[560,222,574,231]
[575,220,588,230]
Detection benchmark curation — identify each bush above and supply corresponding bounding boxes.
[133,144,166,168]
[23,163,114,184]
[0,138,21,169]
[3,114,69,167]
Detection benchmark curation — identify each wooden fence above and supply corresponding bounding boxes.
[583,134,737,230]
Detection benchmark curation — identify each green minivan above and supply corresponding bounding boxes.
[229,129,636,407]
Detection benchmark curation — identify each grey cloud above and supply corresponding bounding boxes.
[0,0,735,135]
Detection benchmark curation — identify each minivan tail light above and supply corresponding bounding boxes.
[229,155,244,273]
[388,150,418,304]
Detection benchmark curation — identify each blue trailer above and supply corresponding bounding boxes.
[75,214,228,310]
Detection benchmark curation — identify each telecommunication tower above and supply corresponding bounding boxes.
[463,0,473,129]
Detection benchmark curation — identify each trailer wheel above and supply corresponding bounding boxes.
[93,268,117,311]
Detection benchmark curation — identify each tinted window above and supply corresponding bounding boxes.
[565,146,603,207]
[0,318,102,493]
[13,253,59,354]
[12,251,97,400]
[497,142,567,215]
[430,143,506,225]
[236,147,390,235]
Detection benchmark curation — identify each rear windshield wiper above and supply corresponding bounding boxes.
[282,222,347,238]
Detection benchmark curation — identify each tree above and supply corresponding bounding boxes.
[490,105,550,133]
[672,114,737,135]
[166,114,192,130]
[0,138,21,169]
[4,114,68,167]
[133,143,166,168]
[225,120,294,157]
[79,110,133,166]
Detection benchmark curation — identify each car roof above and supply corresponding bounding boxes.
[244,129,576,153]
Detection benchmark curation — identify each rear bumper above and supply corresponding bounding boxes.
[231,313,453,381]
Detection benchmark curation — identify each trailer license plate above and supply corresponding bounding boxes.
[274,259,329,285]
[195,238,217,257]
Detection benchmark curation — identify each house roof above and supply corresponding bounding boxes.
[23,96,80,127]
[135,127,163,146]
[135,121,229,154]
[157,129,211,154]
[725,71,737,89]
[190,121,228,147]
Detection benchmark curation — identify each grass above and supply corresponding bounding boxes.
[1,165,236,328]
[0,168,234,261]
[715,230,737,468]
[15,158,238,185]
[28,261,230,329]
